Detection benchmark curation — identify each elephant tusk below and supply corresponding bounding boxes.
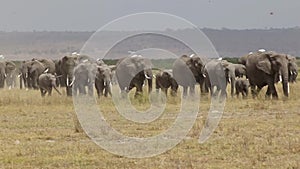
[202,74,206,78]
[279,75,282,82]
[152,75,156,79]
[43,68,49,73]
[145,74,151,79]
[4,73,7,78]
[288,82,290,94]
[25,73,28,78]
[69,77,75,86]
[66,75,69,86]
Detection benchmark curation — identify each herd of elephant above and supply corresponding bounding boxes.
[0,49,298,100]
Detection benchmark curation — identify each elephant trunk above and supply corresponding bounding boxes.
[281,65,289,97]
[52,80,62,95]
[144,69,153,93]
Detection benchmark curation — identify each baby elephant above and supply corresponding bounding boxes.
[235,79,250,98]
[38,73,62,97]
[155,70,178,96]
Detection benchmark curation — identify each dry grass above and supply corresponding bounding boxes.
[0,81,299,169]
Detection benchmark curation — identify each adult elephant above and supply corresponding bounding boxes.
[20,60,32,89]
[221,60,247,97]
[4,61,17,89]
[95,64,112,98]
[115,55,153,97]
[203,59,227,101]
[172,54,206,96]
[246,51,290,99]
[53,59,63,87]
[60,55,79,96]
[32,58,56,74]
[72,62,98,96]
[287,55,298,83]
[0,61,6,88]
[27,60,48,89]
[155,69,178,97]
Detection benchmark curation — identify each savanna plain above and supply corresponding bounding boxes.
[0,78,299,169]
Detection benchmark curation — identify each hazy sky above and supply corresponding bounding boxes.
[1,0,300,31]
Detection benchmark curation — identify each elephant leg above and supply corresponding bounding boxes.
[268,83,278,99]
[79,85,86,95]
[48,88,52,96]
[250,85,257,98]
[189,85,195,96]
[67,86,72,96]
[236,89,240,98]
[230,78,235,97]
[183,86,188,97]
[162,88,168,96]
[40,88,46,97]
[265,86,271,99]
[88,84,94,96]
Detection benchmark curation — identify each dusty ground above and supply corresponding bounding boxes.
[0,82,299,169]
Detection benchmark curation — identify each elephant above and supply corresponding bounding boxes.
[155,69,178,96]
[32,58,56,74]
[221,60,247,97]
[38,73,62,97]
[72,62,98,96]
[53,59,63,87]
[115,55,153,97]
[4,61,17,89]
[95,64,112,98]
[60,55,79,96]
[235,79,250,99]
[172,54,207,97]
[203,59,227,100]
[19,60,32,89]
[287,55,298,83]
[0,61,6,88]
[245,51,291,99]
[27,60,49,89]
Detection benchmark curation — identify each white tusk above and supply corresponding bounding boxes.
[25,73,28,78]
[69,77,75,86]
[279,75,282,82]
[153,75,156,78]
[4,73,7,78]
[189,54,195,58]
[145,74,151,79]
[287,83,290,94]
[66,75,69,86]
[202,74,206,78]
[44,68,49,73]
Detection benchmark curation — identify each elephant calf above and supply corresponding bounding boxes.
[155,70,178,96]
[235,79,250,99]
[38,73,61,97]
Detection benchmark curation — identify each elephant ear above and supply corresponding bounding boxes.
[257,59,272,74]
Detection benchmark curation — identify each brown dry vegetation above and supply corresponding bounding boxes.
[0,80,299,169]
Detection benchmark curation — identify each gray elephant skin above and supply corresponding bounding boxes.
[221,60,247,97]
[172,55,206,96]
[155,70,178,96]
[38,73,62,97]
[60,55,79,96]
[72,62,98,96]
[203,59,227,100]
[245,51,291,99]
[95,64,112,98]
[0,61,6,88]
[20,59,55,90]
[115,55,153,97]
[235,79,250,99]
[5,61,17,89]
